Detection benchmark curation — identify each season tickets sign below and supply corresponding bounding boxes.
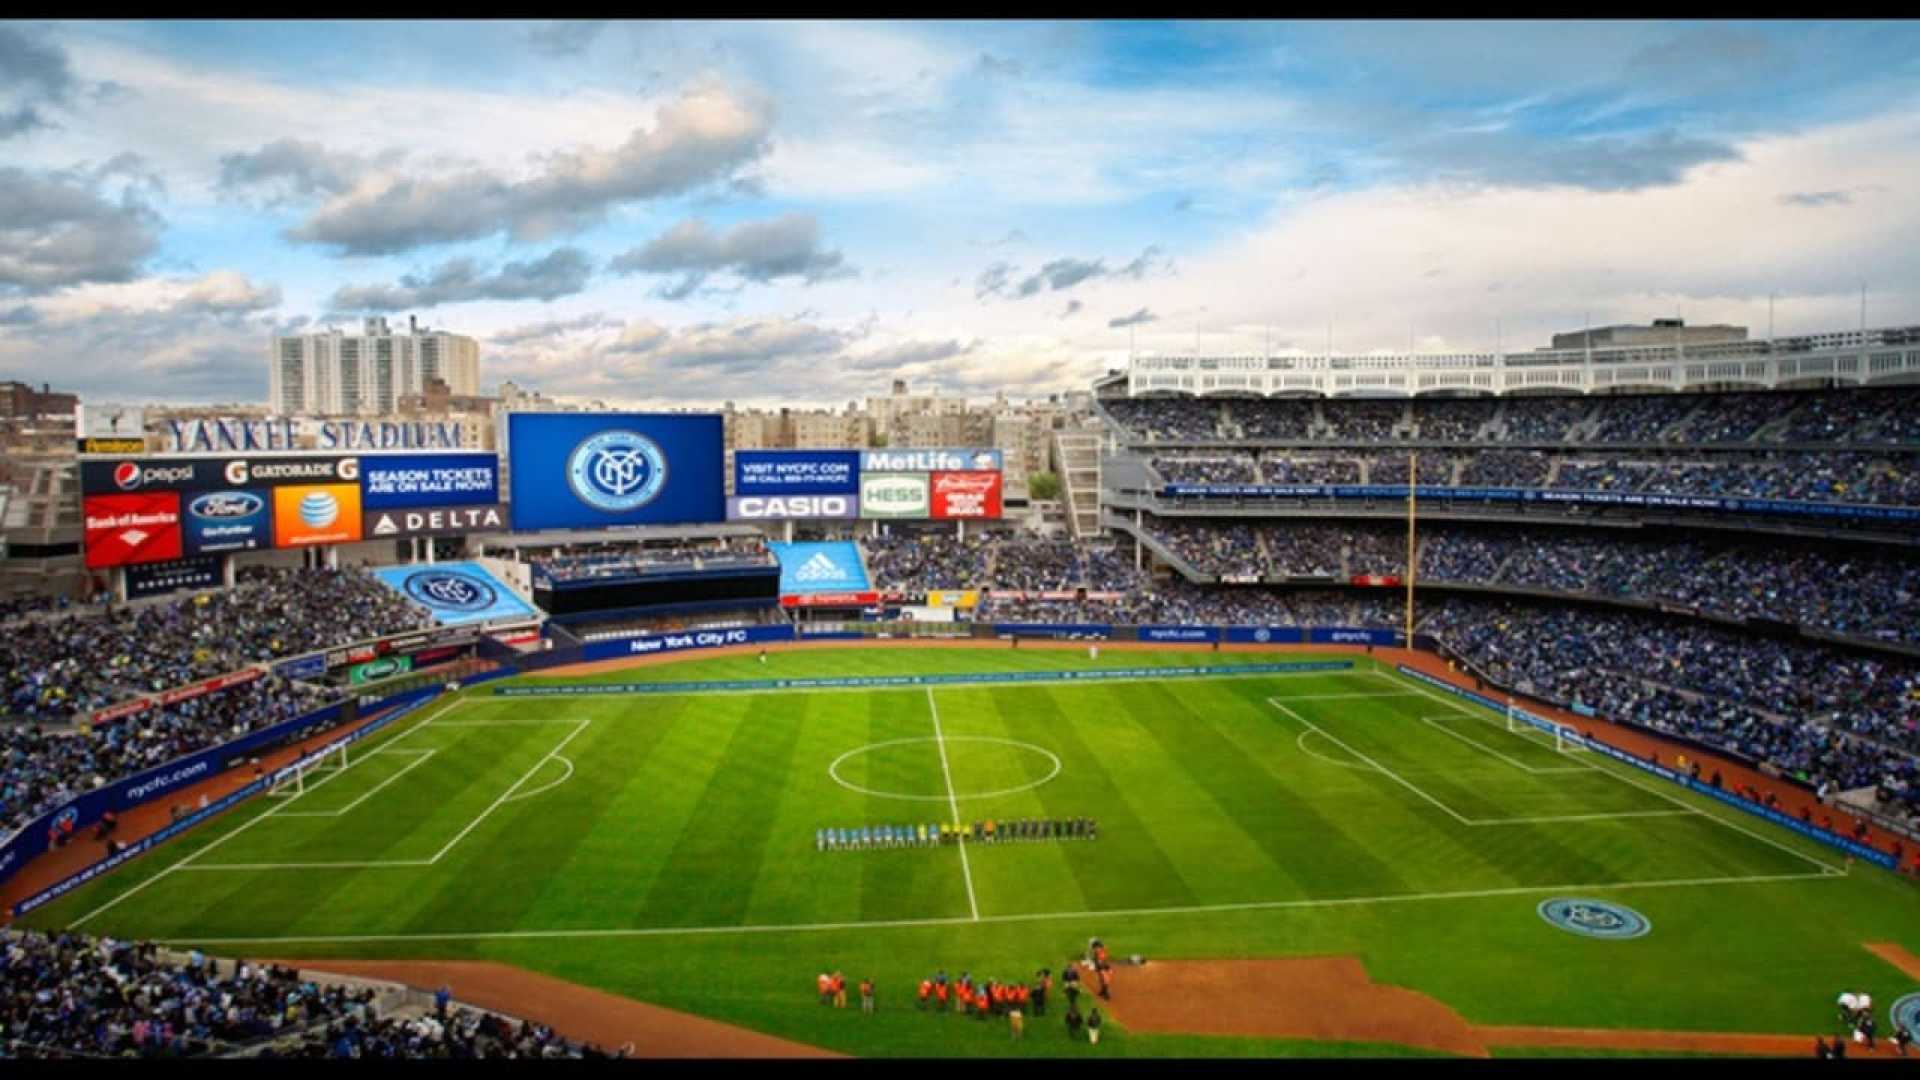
[360,453,499,510]
[930,471,1002,519]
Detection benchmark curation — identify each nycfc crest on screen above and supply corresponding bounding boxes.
[567,430,668,513]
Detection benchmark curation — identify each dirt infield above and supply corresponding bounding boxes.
[1096,956,1491,1057]
[1095,957,1918,1058]
[270,958,841,1058]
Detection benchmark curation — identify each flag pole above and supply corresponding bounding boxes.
[1405,451,1417,649]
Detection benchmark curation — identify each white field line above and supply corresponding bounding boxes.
[68,695,469,927]
[510,667,1379,700]
[1295,729,1371,770]
[1271,699,1699,828]
[1268,698,1473,825]
[425,719,591,865]
[1419,715,1589,775]
[178,860,434,871]
[1275,691,1429,701]
[277,750,438,818]
[503,756,575,804]
[926,687,980,922]
[1374,670,1845,875]
[160,868,1837,947]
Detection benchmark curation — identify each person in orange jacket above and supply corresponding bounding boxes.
[918,978,933,1011]
[817,971,833,1006]
[934,978,950,1012]
[833,971,848,1008]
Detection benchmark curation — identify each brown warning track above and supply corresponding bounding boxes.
[267,958,842,1058]
[1098,956,1491,1057]
[1093,958,1920,1059]
[1865,942,1920,981]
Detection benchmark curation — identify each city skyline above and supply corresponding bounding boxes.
[1,20,1918,409]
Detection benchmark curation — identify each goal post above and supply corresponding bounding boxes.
[267,743,349,798]
[1556,726,1589,754]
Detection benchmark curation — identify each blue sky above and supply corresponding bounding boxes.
[2,19,1918,406]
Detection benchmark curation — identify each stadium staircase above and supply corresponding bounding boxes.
[1053,430,1105,539]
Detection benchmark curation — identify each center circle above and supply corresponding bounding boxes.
[828,736,1062,802]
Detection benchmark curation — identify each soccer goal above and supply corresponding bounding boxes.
[267,744,349,798]
[1555,726,1589,754]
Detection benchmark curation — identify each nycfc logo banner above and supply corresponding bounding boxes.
[507,413,723,530]
[568,431,668,512]
[373,561,537,626]
[1537,898,1651,940]
[403,569,497,613]
[1892,994,1920,1038]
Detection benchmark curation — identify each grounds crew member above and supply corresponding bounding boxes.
[1065,1003,1084,1042]
[818,971,833,1005]
[833,972,848,1008]
[1087,1006,1104,1045]
[861,977,876,1014]
[918,977,933,1011]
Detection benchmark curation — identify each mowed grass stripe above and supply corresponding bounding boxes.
[520,697,699,928]
[1122,679,1416,900]
[636,692,809,928]
[967,684,1200,914]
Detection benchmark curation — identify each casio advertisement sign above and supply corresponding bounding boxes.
[727,495,860,520]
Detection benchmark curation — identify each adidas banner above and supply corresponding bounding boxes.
[768,541,874,605]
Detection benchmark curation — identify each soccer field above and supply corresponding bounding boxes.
[23,647,1920,1057]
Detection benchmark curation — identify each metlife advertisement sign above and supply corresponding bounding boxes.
[735,450,860,495]
[507,413,724,530]
[360,453,499,509]
[861,448,1002,473]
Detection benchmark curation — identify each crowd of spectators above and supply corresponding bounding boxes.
[1499,397,1594,442]
[1320,400,1405,443]
[1419,596,1920,819]
[0,594,89,625]
[2,568,430,722]
[1414,399,1500,441]
[1229,400,1318,439]
[1105,387,1920,448]
[0,931,595,1059]
[2,675,327,840]
[1142,520,1267,578]
[526,537,773,583]
[863,531,992,592]
[1102,399,1222,441]
[1359,452,1455,485]
[1151,456,1259,485]
[1456,449,1554,487]
[1259,454,1361,484]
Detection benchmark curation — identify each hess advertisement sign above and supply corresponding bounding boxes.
[858,473,930,519]
[930,471,1003,520]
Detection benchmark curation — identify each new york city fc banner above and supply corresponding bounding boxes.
[507,413,724,530]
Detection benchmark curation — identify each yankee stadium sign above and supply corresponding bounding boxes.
[159,417,471,454]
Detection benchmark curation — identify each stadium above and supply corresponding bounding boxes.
[5,17,1920,1064]
[2,319,1917,1060]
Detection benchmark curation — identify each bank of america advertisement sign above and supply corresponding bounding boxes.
[507,413,724,530]
[860,472,930,518]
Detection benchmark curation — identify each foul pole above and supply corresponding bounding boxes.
[1405,451,1417,648]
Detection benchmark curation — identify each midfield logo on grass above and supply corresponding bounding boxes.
[1537,897,1650,940]
[1893,994,1920,1037]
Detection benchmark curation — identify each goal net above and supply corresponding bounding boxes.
[1556,726,1590,754]
[268,744,349,798]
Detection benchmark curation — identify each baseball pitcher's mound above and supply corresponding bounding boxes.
[268,959,841,1058]
[1100,956,1488,1058]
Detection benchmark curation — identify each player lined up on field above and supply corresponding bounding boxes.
[816,818,1098,850]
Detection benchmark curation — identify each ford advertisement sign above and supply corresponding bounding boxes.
[183,488,270,554]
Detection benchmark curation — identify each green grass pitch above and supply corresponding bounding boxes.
[22,647,1920,1057]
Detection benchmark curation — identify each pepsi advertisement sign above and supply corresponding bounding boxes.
[508,413,724,530]
[372,561,537,626]
[361,453,499,510]
[182,488,271,554]
[735,450,860,496]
